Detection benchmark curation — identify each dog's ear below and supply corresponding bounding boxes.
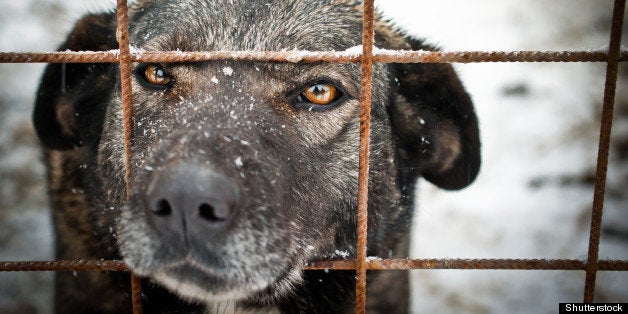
[33,12,117,150]
[388,38,481,190]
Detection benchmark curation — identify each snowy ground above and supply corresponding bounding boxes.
[0,1,626,313]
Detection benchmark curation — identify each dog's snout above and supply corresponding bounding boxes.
[151,196,231,223]
[145,164,241,238]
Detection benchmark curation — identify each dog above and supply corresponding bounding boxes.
[33,0,480,313]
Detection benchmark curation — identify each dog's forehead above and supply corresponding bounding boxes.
[129,0,363,51]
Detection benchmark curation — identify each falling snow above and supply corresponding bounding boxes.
[234,156,243,168]
[222,66,234,76]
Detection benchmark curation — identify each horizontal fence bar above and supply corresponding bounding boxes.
[1,50,627,64]
[305,259,628,271]
[0,51,120,63]
[0,260,127,272]
[2,259,627,272]
[376,50,626,63]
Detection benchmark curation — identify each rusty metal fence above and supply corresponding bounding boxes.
[1,0,628,313]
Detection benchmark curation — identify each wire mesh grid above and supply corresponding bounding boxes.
[0,0,627,313]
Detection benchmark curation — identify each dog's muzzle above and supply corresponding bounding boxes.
[144,163,241,244]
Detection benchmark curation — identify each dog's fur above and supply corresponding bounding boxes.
[33,1,480,313]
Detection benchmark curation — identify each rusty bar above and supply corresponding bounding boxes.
[304,259,628,271]
[2,50,628,64]
[0,260,128,272]
[306,259,586,270]
[131,273,143,314]
[132,50,362,63]
[584,0,625,303]
[367,259,587,271]
[373,50,616,63]
[115,1,143,313]
[2,258,627,272]
[0,51,120,63]
[598,260,628,271]
[355,1,375,313]
[116,0,134,199]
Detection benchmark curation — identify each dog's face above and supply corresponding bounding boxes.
[34,0,480,307]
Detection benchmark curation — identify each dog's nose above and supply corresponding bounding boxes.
[144,164,240,238]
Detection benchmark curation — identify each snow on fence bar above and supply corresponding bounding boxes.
[2,50,628,64]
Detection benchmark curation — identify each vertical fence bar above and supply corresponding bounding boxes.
[356,0,375,313]
[115,0,143,313]
[131,273,143,314]
[116,0,134,197]
[583,0,625,303]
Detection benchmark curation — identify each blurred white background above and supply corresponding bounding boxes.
[0,1,626,313]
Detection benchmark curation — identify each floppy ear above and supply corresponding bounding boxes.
[388,39,481,190]
[33,12,117,150]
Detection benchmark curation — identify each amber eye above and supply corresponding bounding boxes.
[302,83,339,105]
[139,64,172,88]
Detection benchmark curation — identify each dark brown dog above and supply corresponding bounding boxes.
[33,1,480,313]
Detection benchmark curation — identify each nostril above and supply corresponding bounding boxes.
[199,203,226,222]
[154,199,173,216]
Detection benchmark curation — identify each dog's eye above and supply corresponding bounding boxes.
[301,83,340,105]
[137,64,173,88]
